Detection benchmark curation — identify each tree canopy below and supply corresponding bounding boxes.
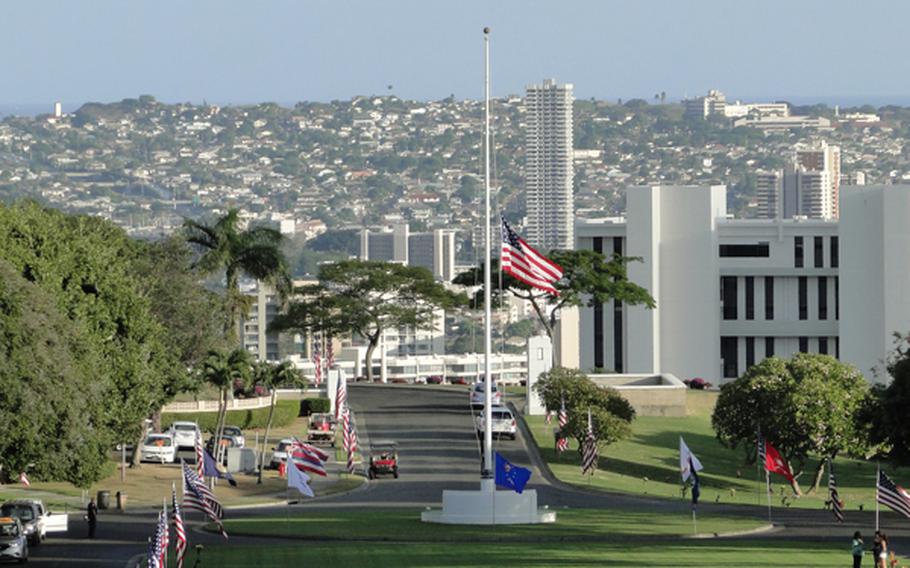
[711,354,871,493]
[868,334,910,465]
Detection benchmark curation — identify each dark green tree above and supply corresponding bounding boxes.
[712,354,871,494]
[868,334,910,465]
[273,260,467,382]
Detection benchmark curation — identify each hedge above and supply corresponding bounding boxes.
[301,398,331,415]
[161,399,301,434]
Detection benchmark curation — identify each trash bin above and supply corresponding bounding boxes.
[97,490,111,510]
[116,491,127,511]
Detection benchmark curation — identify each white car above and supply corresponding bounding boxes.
[0,517,28,563]
[140,433,177,464]
[269,438,296,469]
[475,406,517,440]
[0,499,67,546]
[469,382,502,408]
[221,425,245,448]
[169,421,201,449]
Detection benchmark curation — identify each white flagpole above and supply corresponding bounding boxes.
[481,26,494,486]
[692,507,697,536]
[162,497,168,568]
[765,468,772,524]
[876,461,880,533]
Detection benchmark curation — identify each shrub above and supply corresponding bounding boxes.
[161,399,300,433]
[301,397,330,416]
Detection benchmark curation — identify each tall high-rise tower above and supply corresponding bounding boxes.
[525,79,574,251]
[755,140,841,220]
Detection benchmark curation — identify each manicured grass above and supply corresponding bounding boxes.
[221,508,766,540]
[177,540,869,567]
[527,391,910,511]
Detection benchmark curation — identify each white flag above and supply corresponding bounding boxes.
[679,436,703,483]
[287,460,314,498]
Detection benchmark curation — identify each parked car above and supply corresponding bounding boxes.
[426,375,444,385]
[205,435,241,465]
[469,382,502,408]
[0,517,27,563]
[168,421,201,449]
[221,425,245,448]
[475,406,517,440]
[449,377,469,385]
[140,433,177,464]
[269,438,296,469]
[0,499,67,546]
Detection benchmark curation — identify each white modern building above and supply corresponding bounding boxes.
[360,223,456,282]
[576,184,910,385]
[756,141,841,220]
[525,78,574,251]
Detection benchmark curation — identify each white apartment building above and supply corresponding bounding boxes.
[756,141,841,220]
[683,89,727,120]
[576,184,910,385]
[360,223,456,282]
[525,78,574,251]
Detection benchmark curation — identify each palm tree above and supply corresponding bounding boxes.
[201,349,252,467]
[183,208,291,342]
[255,361,307,483]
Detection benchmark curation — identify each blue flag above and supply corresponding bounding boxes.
[690,457,700,506]
[204,448,238,487]
[495,453,532,494]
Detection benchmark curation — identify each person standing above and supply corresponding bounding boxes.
[852,531,864,568]
[878,533,889,568]
[86,497,98,539]
[872,532,882,568]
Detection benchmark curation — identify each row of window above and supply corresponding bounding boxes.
[794,236,838,269]
[592,237,624,372]
[721,276,839,321]
[721,336,840,378]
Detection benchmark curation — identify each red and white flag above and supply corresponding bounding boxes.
[500,216,563,296]
[18,472,29,487]
[556,401,569,453]
[335,373,347,420]
[171,484,187,568]
[763,440,795,483]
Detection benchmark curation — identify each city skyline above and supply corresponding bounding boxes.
[4,0,910,107]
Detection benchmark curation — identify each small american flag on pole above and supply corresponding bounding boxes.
[312,334,323,386]
[500,216,563,296]
[18,472,29,487]
[556,400,569,453]
[171,483,187,568]
[335,372,347,420]
[181,460,228,539]
[827,459,844,523]
[581,410,598,475]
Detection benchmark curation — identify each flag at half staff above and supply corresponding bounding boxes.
[679,436,703,483]
[500,216,563,296]
[762,439,794,484]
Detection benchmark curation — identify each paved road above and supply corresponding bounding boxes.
[27,384,910,566]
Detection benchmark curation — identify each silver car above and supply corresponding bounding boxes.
[0,516,28,563]
[475,406,517,440]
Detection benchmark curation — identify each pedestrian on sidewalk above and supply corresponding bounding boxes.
[852,531,864,568]
[86,497,98,539]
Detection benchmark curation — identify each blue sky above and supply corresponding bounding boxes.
[3,0,909,105]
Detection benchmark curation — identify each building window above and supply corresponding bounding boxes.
[721,276,738,320]
[818,277,828,320]
[765,277,774,320]
[835,276,839,320]
[799,336,809,353]
[765,337,774,358]
[745,277,754,320]
[721,337,738,378]
[593,237,604,369]
[798,277,808,320]
[613,238,623,373]
[819,337,828,355]
[719,243,770,257]
[814,236,824,268]
[746,336,755,368]
[831,236,839,268]
[794,236,804,268]
[835,337,840,359]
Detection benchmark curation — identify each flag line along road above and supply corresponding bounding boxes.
[23,384,910,566]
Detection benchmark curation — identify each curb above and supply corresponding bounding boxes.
[690,522,781,539]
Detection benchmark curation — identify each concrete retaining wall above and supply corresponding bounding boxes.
[590,373,687,417]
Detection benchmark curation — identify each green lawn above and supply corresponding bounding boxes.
[221,508,766,540]
[527,391,910,511]
[174,540,866,567]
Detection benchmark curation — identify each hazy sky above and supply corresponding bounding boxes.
[4,0,910,106]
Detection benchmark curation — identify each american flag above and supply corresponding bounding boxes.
[757,431,766,465]
[194,436,204,479]
[326,334,335,369]
[181,460,228,539]
[556,401,569,453]
[544,411,553,425]
[344,409,358,474]
[155,506,168,568]
[289,439,329,477]
[171,484,187,568]
[147,536,160,568]
[335,373,347,421]
[827,459,844,523]
[500,216,563,296]
[581,410,598,476]
[18,472,29,487]
[312,335,323,385]
[877,469,910,519]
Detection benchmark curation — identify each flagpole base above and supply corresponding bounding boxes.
[421,489,555,525]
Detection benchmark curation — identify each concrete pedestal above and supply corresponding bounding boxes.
[421,481,556,525]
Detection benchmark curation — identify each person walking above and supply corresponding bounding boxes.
[86,497,98,539]
[852,531,864,568]
[872,532,882,568]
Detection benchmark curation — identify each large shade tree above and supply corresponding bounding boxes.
[272,260,467,382]
[453,250,655,359]
[712,353,871,494]
[183,208,291,341]
[868,333,910,465]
